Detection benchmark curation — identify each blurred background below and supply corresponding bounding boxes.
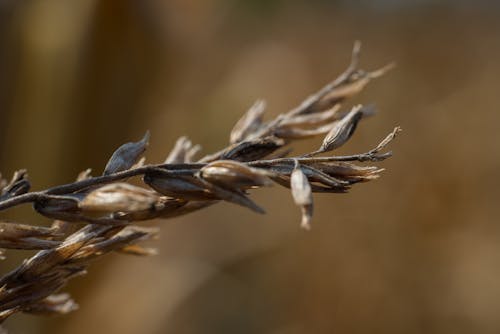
[1,0,500,333]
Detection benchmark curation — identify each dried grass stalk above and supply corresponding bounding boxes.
[0,42,400,322]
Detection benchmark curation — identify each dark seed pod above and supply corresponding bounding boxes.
[79,183,159,214]
[200,160,273,189]
[34,195,82,220]
[144,171,216,201]
[103,131,150,175]
[318,105,363,153]
[221,136,284,162]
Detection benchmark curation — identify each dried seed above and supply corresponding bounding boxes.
[103,131,150,175]
[113,198,187,221]
[200,160,273,189]
[144,171,216,200]
[230,99,266,144]
[79,183,159,213]
[318,105,363,153]
[221,136,284,162]
[290,161,314,229]
[34,195,82,220]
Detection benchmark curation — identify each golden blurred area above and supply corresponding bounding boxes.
[1,1,500,333]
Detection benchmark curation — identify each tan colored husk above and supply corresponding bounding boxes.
[0,43,399,322]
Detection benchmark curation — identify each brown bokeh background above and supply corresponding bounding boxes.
[1,1,500,333]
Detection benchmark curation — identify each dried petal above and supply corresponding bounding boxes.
[318,105,363,153]
[290,161,314,229]
[103,131,150,175]
[200,160,273,189]
[34,195,82,220]
[79,183,159,213]
[230,99,266,143]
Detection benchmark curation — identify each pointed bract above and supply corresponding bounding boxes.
[318,105,363,153]
[230,99,266,143]
[200,160,274,189]
[103,131,150,175]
